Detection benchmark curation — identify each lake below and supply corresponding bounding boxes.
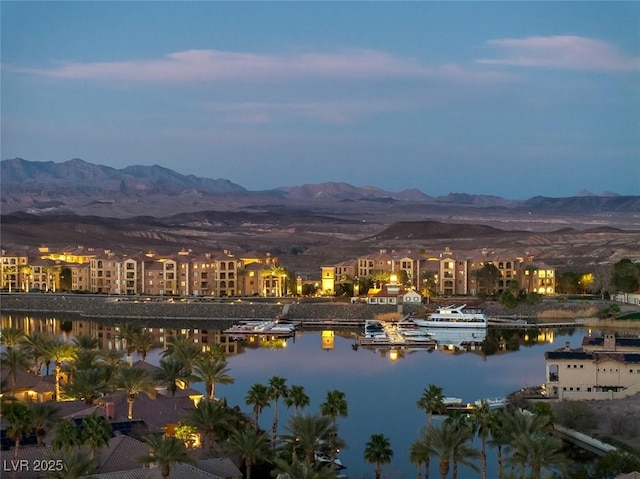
[1,313,586,478]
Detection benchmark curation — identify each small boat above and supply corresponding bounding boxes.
[443,397,463,406]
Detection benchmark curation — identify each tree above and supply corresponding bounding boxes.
[20,265,33,292]
[1,347,31,396]
[154,357,191,396]
[116,366,155,419]
[507,432,567,479]
[417,384,445,428]
[81,413,112,459]
[30,401,60,445]
[193,355,234,400]
[115,322,142,359]
[268,375,289,448]
[131,330,155,362]
[611,258,639,293]
[424,422,479,479]
[51,420,82,453]
[184,399,233,455]
[245,383,271,430]
[470,400,492,479]
[162,335,202,387]
[63,367,106,405]
[138,434,194,479]
[22,331,51,375]
[44,339,77,401]
[475,264,500,296]
[284,384,310,416]
[283,413,336,462]
[0,327,26,350]
[1,401,34,464]
[72,334,99,351]
[364,433,393,479]
[421,271,438,302]
[320,389,348,465]
[225,423,272,479]
[272,457,337,479]
[46,450,96,479]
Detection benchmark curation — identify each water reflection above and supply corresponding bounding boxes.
[1,313,582,479]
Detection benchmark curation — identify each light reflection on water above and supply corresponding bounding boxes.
[1,314,585,479]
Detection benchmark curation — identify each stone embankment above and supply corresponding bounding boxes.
[0,294,397,322]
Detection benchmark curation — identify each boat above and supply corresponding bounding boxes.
[443,397,463,406]
[413,304,488,329]
[474,397,507,409]
[396,320,433,337]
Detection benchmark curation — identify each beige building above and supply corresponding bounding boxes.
[545,333,640,400]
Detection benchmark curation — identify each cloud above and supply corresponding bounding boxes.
[8,48,428,83]
[6,48,512,85]
[477,35,640,72]
[206,100,403,124]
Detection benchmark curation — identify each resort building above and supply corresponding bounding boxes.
[545,333,640,400]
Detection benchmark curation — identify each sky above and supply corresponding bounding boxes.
[2,2,639,199]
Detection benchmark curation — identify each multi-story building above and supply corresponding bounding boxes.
[545,333,640,400]
[1,250,29,292]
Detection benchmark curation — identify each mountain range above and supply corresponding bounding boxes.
[2,158,638,216]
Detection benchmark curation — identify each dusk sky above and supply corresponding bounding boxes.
[2,2,639,199]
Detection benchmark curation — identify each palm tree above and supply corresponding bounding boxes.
[20,265,33,292]
[1,401,34,463]
[193,355,234,400]
[424,422,479,479]
[131,330,155,362]
[51,420,82,453]
[80,413,112,459]
[272,457,337,479]
[417,384,445,428]
[320,389,348,465]
[1,347,31,396]
[507,432,568,479]
[72,334,99,351]
[283,413,336,462]
[116,367,155,419]
[245,383,271,429]
[22,331,51,375]
[115,322,142,361]
[138,434,193,479]
[4,265,17,292]
[184,399,233,455]
[226,423,272,479]
[0,327,26,350]
[488,408,510,479]
[30,401,60,445]
[154,357,191,396]
[44,339,77,401]
[285,384,310,416]
[99,348,125,386]
[470,400,492,479]
[63,367,106,405]
[268,375,289,448]
[162,335,202,385]
[47,450,96,479]
[364,433,393,479]
[409,434,432,479]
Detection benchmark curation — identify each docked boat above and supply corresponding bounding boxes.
[396,320,433,337]
[413,304,488,329]
[443,397,463,406]
[474,397,507,409]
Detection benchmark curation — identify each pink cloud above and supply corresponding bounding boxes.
[477,35,640,72]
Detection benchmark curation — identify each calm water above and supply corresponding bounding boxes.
[1,313,586,479]
[208,329,585,479]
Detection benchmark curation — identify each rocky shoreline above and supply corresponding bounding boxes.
[0,293,398,322]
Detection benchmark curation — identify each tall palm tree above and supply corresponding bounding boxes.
[507,432,568,479]
[138,434,193,479]
[1,401,34,464]
[184,399,233,455]
[193,355,234,400]
[30,401,60,445]
[4,265,17,292]
[226,423,272,479]
[99,349,125,387]
[417,384,445,428]
[268,375,289,448]
[409,434,432,479]
[283,413,336,462]
[116,367,155,419]
[80,413,112,459]
[364,433,393,479]
[488,408,510,479]
[20,265,33,292]
[44,339,77,401]
[284,384,310,416]
[245,383,271,430]
[320,389,348,465]
[470,400,492,479]
[1,347,31,396]
[154,357,191,396]
[115,322,142,360]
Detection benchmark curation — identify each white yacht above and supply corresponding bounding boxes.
[413,304,488,329]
